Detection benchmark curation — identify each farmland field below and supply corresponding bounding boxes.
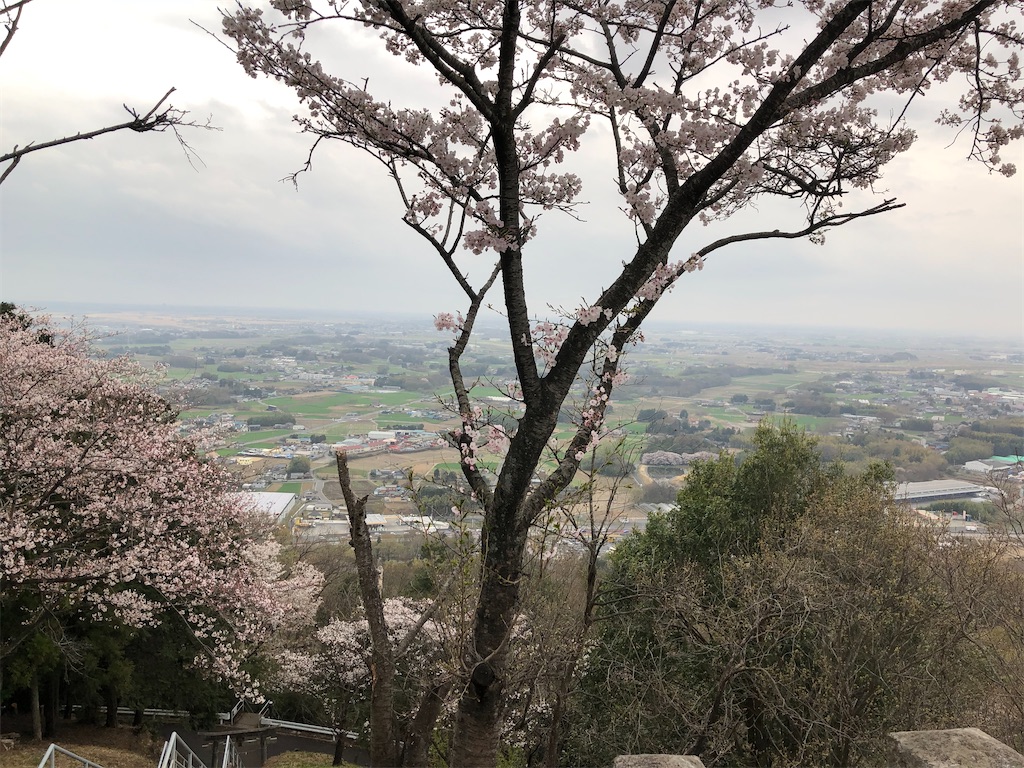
[82,306,1018,496]
[263,391,427,414]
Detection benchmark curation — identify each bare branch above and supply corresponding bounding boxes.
[0,0,27,59]
[0,89,218,184]
[695,198,906,256]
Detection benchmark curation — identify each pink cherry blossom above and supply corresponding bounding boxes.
[0,313,293,694]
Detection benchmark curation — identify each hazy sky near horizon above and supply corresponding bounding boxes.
[1,1,1022,339]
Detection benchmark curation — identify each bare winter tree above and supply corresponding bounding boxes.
[222,0,1023,763]
[0,0,212,184]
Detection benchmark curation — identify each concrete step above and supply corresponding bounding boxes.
[234,712,263,728]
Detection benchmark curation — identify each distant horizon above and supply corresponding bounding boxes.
[11,297,1024,348]
[4,3,1022,345]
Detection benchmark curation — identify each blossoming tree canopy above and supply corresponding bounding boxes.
[0,312,290,694]
[224,0,1021,259]
[223,0,1021,761]
[223,0,1023,498]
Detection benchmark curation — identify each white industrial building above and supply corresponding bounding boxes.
[231,491,299,523]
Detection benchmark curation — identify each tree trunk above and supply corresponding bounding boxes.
[31,675,42,741]
[42,671,58,738]
[332,733,347,766]
[451,515,530,766]
[402,681,451,767]
[337,453,398,767]
[542,690,566,768]
[103,684,118,728]
[543,536,606,768]
[452,697,503,768]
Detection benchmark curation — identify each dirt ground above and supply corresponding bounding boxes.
[318,448,458,514]
[343,446,460,478]
[0,722,159,768]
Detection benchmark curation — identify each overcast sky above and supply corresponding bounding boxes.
[1,0,1022,340]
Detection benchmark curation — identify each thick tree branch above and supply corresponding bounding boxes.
[786,0,1002,112]
[373,0,495,119]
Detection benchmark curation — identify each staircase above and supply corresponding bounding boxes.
[35,744,109,768]
[232,713,263,730]
[35,732,242,768]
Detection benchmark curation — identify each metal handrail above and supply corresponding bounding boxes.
[71,705,192,721]
[261,716,357,740]
[225,700,245,723]
[156,732,208,768]
[220,736,242,768]
[36,744,108,768]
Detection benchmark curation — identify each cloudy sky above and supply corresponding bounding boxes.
[1,0,1022,339]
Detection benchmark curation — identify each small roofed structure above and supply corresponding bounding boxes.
[364,514,388,531]
[965,457,1022,475]
[399,515,450,533]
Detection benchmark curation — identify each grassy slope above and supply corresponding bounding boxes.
[2,725,159,768]
[2,727,357,768]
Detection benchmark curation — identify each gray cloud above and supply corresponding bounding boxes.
[2,0,1021,339]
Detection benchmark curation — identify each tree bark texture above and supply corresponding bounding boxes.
[402,681,451,767]
[31,674,42,741]
[103,684,118,728]
[337,453,398,767]
[42,671,58,738]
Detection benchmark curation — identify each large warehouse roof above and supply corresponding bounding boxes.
[894,480,986,503]
[231,491,298,522]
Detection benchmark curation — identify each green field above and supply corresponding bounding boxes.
[320,423,362,439]
[377,413,447,424]
[433,460,499,472]
[166,336,276,353]
[777,414,841,432]
[466,385,510,398]
[160,366,205,381]
[699,406,752,425]
[263,390,425,414]
[202,367,266,380]
[697,372,822,399]
[232,429,294,445]
[178,408,218,420]
[276,482,303,494]
[611,420,650,434]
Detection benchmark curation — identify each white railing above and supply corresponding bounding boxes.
[219,700,245,724]
[36,744,107,768]
[220,736,242,768]
[72,705,193,722]
[260,717,357,741]
[157,732,208,768]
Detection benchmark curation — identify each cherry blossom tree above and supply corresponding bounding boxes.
[273,596,449,765]
[223,0,1022,762]
[0,310,292,708]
